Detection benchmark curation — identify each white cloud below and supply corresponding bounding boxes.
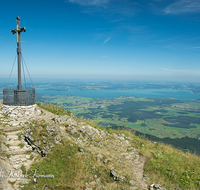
[103,37,111,44]
[67,0,110,6]
[164,0,200,14]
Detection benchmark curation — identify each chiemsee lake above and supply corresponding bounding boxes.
[36,88,200,100]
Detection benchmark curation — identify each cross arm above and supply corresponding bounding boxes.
[11,27,26,34]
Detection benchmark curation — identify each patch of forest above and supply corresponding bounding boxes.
[106,98,200,129]
[163,116,200,129]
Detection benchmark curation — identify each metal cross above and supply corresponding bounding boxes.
[11,16,26,90]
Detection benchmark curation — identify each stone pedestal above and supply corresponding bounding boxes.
[2,104,36,118]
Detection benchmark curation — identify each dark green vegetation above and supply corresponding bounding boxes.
[23,140,113,190]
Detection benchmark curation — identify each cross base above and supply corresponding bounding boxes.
[14,89,26,105]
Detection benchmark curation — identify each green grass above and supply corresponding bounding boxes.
[18,143,24,148]
[23,138,114,190]
[135,137,200,189]
[36,102,72,116]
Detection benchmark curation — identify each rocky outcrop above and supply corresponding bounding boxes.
[22,126,61,157]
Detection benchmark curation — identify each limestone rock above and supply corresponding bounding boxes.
[110,167,125,181]
[54,135,62,142]
[96,154,103,161]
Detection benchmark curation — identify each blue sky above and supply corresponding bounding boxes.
[1,0,200,82]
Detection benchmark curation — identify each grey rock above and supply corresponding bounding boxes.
[100,130,106,137]
[31,145,37,149]
[103,158,111,163]
[70,128,78,135]
[89,181,96,185]
[65,122,71,127]
[43,145,51,152]
[54,135,62,142]
[42,135,47,139]
[96,154,103,161]
[33,177,37,183]
[78,148,84,153]
[130,187,139,190]
[110,167,125,181]
[79,126,86,133]
[129,180,136,185]
[46,125,55,132]
[30,152,37,158]
[49,142,55,148]
[51,117,58,122]
[160,187,167,190]
[112,133,118,139]
[154,184,162,188]
[34,141,41,146]
[96,178,101,184]
[150,184,167,190]
[0,156,7,160]
[118,136,125,141]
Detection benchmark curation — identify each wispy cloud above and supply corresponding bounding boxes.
[164,0,200,14]
[187,46,200,50]
[67,0,110,6]
[101,55,110,58]
[30,43,39,47]
[162,68,200,74]
[160,44,181,50]
[103,37,111,44]
[67,0,138,18]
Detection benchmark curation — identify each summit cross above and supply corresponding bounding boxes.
[11,16,26,90]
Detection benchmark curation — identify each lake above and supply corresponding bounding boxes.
[36,88,200,100]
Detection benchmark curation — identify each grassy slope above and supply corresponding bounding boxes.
[23,103,200,190]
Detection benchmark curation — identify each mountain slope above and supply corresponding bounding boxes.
[0,102,200,190]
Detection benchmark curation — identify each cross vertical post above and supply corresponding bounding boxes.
[11,16,26,90]
[17,17,22,90]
